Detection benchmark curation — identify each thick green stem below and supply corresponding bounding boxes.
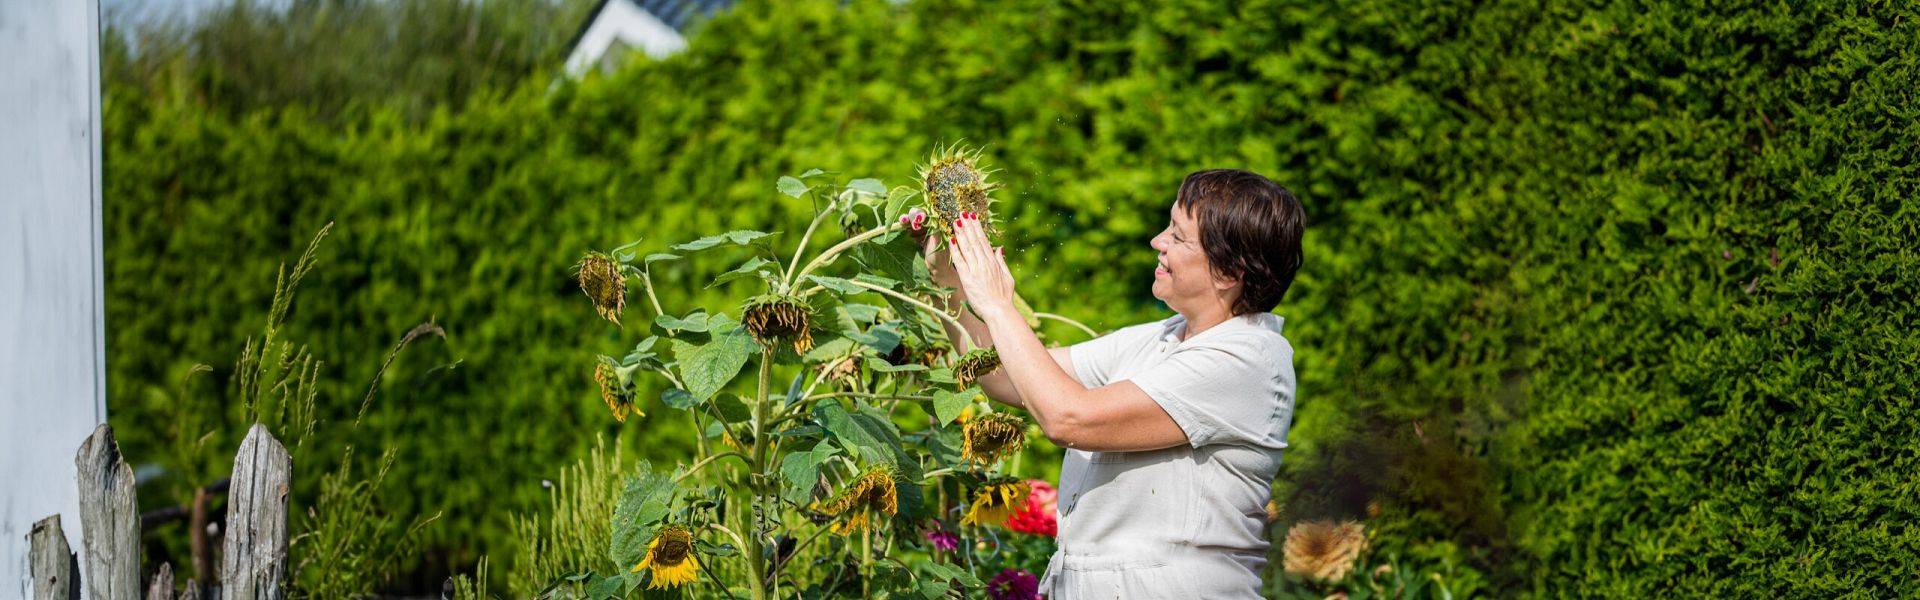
[840,279,975,352]
[746,350,774,600]
[789,223,901,288]
[1033,311,1099,339]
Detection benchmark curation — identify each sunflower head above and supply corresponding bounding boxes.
[592,359,641,422]
[630,524,700,589]
[576,252,626,326]
[918,144,998,237]
[813,467,900,535]
[1282,520,1369,583]
[963,477,1031,527]
[962,412,1027,466]
[741,293,814,353]
[952,347,1002,388]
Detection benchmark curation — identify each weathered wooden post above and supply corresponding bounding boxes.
[75,424,140,600]
[145,563,174,600]
[28,515,80,600]
[219,424,291,599]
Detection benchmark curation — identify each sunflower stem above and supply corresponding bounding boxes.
[788,222,902,289]
[746,349,774,600]
[839,279,975,352]
[783,206,837,293]
[1033,311,1099,339]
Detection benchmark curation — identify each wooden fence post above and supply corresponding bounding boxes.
[28,515,80,600]
[76,424,140,600]
[145,563,173,600]
[219,424,291,600]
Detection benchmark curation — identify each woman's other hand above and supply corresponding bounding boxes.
[946,212,1018,322]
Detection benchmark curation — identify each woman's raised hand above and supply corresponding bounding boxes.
[945,212,1017,322]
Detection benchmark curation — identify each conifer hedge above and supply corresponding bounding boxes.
[104,0,1918,593]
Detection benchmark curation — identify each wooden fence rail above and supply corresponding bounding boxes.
[25,423,292,600]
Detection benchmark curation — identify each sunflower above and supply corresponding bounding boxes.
[1282,520,1369,583]
[741,294,814,353]
[592,359,641,422]
[576,252,626,326]
[812,467,899,535]
[918,144,999,239]
[952,347,1002,388]
[962,412,1027,466]
[963,478,1030,527]
[630,524,700,589]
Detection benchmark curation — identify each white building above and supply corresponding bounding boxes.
[563,0,736,77]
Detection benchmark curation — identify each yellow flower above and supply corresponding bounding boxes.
[742,294,814,353]
[630,525,700,589]
[1282,520,1368,583]
[593,360,641,422]
[576,252,626,326]
[812,467,899,535]
[963,479,1029,527]
[962,412,1026,466]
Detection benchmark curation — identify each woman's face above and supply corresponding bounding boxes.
[1150,204,1232,310]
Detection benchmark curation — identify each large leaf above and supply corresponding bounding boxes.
[846,178,886,196]
[816,402,918,478]
[672,230,774,252]
[608,463,677,568]
[778,441,839,504]
[655,310,710,333]
[672,313,756,400]
[931,387,975,425]
[850,230,925,288]
[804,274,867,296]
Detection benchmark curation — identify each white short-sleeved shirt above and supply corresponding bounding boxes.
[1041,312,1296,599]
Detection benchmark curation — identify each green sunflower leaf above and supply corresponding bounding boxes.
[708,256,780,288]
[609,463,677,568]
[932,388,973,426]
[673,313,755,401]
[672,230,774,252]
[778,441,839,504]
[846,178,886,196]
[777,176,809,198]
[655,310,710,333]
[804,274,867,296]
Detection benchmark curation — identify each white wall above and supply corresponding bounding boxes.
[0,0,109,596]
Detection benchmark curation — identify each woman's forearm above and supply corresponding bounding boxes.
[929,258,1026,408]
[979,309,1081,436]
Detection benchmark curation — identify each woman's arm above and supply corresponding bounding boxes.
[942,214,1187,452]
[919,226,1072,410]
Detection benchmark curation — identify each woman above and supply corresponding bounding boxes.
[925,168,1304,599]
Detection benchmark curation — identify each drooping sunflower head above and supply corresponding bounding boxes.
[592,358,641,422]
[576,252,626,326]
[918,144,998,237]
[630,524,700,589]
[741,293,814,353]
[813,467,900,535]
[1281,520,1369,583]
[963,477,1031,527]
[952,347,1002,388]
[962,412,1027,466]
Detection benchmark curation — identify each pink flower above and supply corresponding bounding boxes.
[1006,479,1057,537]
[987,568,1040,600]
[924,527,959,551]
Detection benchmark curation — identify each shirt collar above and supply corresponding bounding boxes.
[1160,312,1285,344]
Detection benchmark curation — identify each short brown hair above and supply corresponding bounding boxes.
[1174,169,1306,315]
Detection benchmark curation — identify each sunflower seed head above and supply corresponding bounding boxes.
[918,144,998,237]
[952,347,1002,388]
[577,252,626,326]
[962,411,1027,465]
[742,294,814,353]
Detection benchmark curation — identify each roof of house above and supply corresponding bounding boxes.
[566,0,735,52]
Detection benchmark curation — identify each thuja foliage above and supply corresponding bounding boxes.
[105,0,1920,595]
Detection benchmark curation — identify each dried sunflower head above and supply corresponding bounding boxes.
[918,144,998,238]
[962,412,1027,466]
[962,477,1030,527]
[820,355,863,385]
[593,358,641,422]
[629,524,700,589]
[1282,520,1369,583]
[741,293,814,353]
[576,252,626,326]
[952,347,1002,388]
[812,467,900,535]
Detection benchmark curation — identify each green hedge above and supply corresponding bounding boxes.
[105,0,1919,594]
